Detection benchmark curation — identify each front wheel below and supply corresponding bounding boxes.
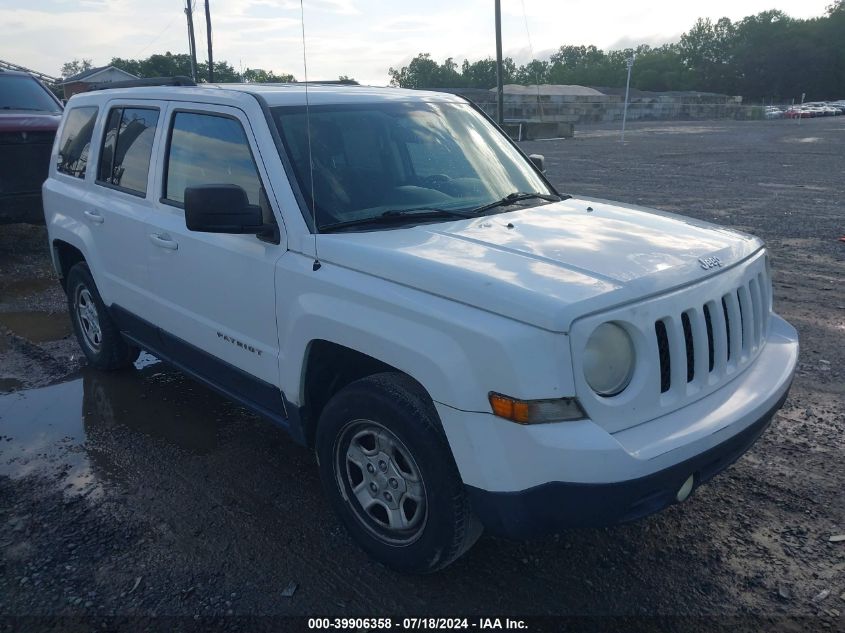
[316,373,482,573]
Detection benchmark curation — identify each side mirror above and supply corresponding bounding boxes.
[529,154,545,172]
[184,184,264,234]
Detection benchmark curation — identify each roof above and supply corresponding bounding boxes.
[214,83,462,106]
[593,86,733,99]
[61,65,138,84]
[66,83,464,107]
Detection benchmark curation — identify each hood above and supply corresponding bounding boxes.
[0,112,62,134]
[316,197,763,332]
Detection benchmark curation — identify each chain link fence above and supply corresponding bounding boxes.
[476,99,783,125]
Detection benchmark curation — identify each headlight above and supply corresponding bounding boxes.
[583,322,635,397]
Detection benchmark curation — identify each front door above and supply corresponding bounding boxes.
[143,103,285,412]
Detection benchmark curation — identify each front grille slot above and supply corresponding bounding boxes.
[655,320,671,393]
[681,312,694,383]
[736,289,747,352]
[721,297,732,361]
[703,304,715,372]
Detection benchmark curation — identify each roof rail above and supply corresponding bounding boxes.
[88,76,197,91]
[306,79,360,86]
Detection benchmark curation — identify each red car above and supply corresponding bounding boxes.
[0,70,63,224]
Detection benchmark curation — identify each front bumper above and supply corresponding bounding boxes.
[465,387,788,538]
[435,313,798,538]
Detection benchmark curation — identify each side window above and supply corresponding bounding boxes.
[165,112,262,206]
[96,107,159,195]
[57,106,98,179]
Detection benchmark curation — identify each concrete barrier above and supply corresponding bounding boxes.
[503,121,574,141]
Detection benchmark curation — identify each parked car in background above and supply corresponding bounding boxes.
[785,107,815,119]
[764,107,783,119]
[0,70,63,224]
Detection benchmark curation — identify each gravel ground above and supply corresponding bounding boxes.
[1,117,843,631]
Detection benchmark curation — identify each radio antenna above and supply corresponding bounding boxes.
[299,0,320,271]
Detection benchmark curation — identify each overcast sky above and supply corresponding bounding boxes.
[0,0,834,83]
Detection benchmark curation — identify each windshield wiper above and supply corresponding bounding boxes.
[468,191,562,215]
[319,207,474,233]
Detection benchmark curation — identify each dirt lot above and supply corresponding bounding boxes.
[1,117,843,630]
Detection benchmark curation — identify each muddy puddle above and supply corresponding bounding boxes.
[0,377,23,391]
[0,310,72,342]
[0,276,56,298]
[0,353,255,496]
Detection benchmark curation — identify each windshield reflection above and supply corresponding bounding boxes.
[271,102,553,230]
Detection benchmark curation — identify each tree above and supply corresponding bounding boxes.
[389,53,442,88]
[678,17,739,92]
[108,52,292,84]
[61,59,93,79]
[242,68,296,83]
[515,59,550,85]
[385,7,844,99]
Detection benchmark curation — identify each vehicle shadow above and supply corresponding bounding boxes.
[68,360,743,617]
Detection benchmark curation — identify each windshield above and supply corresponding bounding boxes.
[0,76,62,113]
[271,101,554,230]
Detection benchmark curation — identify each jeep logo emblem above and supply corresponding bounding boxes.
[699,256,723,270]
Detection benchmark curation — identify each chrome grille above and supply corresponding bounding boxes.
[652,271,770,396]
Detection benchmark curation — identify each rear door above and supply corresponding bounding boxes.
[85,100,164,320]
[143,102,285,402]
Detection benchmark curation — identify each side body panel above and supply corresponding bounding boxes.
[273,253,574,412]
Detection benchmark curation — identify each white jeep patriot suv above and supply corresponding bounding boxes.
[43,80,798,573]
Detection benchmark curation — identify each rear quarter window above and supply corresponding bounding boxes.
[56,107,98,179]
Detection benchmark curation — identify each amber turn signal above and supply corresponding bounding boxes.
[488,392,585,424]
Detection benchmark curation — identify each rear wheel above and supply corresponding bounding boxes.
[316,372,482,573]
[66,262,139,370]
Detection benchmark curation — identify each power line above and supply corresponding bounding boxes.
[136,12,180,58]
[520,0,543,120]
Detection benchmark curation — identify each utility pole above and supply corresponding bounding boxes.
[184,0,198,82]
[621,54,635,143]
[204,0,214,82]
[494,0,504,126]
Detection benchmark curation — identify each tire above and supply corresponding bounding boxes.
[66,262,139,371]
[316,372,482,574]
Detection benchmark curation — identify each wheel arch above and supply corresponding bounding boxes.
[297,339,441,448]
[52,238,87,290]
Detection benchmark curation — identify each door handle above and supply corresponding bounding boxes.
[149,233,179,251]
[83,210,104,224]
